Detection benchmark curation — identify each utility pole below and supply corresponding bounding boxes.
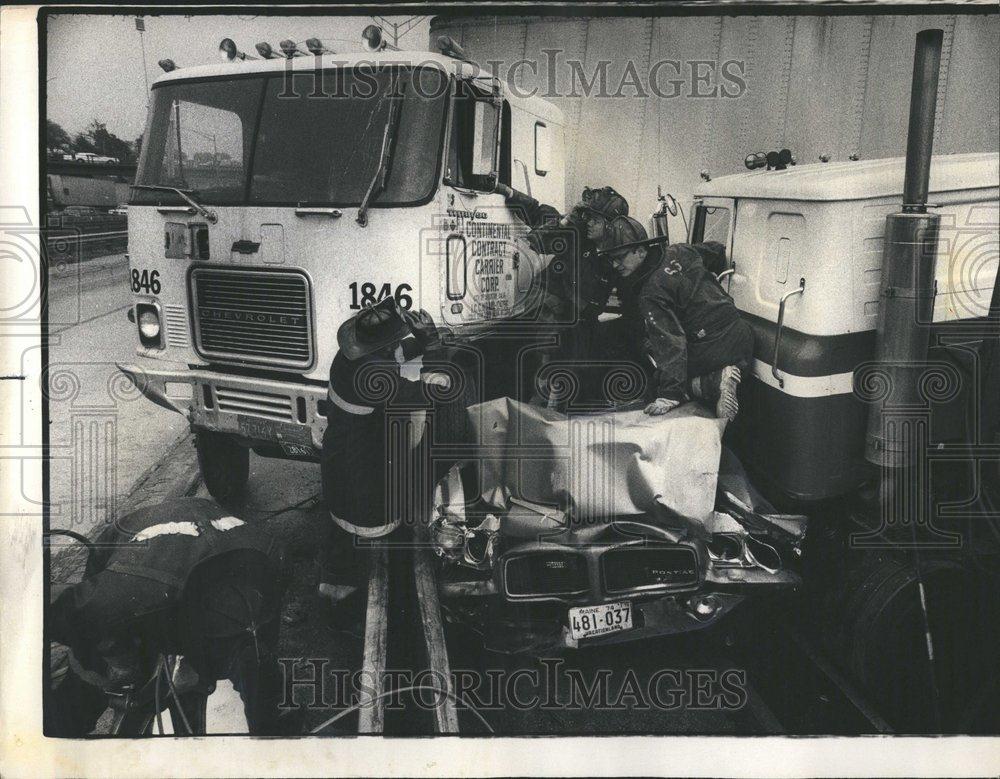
[135,16,150,104]
[371,15,426,48]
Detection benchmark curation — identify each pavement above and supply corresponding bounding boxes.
[46,254,189,537]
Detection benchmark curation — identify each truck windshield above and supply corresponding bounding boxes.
[132,65,448,207]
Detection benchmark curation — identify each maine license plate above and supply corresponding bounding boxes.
[568,601,633,640]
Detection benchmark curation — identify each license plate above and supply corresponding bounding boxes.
[568,601,633,640]
[237,415,313,449]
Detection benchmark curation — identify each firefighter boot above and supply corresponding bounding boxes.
[690,365,742,422]
[317,522,365,604]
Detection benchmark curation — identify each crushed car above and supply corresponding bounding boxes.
[426,398,806,653]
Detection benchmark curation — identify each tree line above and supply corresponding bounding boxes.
[47,119,142,163]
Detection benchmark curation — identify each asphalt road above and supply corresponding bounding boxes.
[46,255,189,536]
[194,456,873,737]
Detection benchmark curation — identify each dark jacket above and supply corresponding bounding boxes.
[321,337,442,535]
[509,191,614,323]
[618,243,751,402]
[50,497,283,660]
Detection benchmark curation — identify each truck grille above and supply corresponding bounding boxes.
[600,545,699,594]
[190,267,313,370]
[215,386,294,422]
[163,304,189,348]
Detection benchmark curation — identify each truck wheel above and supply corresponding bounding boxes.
[845,556,996,733]
[196,431,249,509]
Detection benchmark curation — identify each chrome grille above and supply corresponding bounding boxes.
[600,545,699,594]
[503,552,589,599]
[215,386,294,422]
[163,304,189,348]
[191,268,312,369]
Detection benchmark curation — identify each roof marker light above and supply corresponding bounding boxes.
[745,152,767,170]
[437,35,470,62]
[158,58,177,73]
[362,24,386,52]
[255,42,277,59]
[219,38,238,61]
[280,39,304,58]
[219,38,255,62]
[305,38,333,55]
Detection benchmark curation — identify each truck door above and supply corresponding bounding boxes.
[439,79,543,328]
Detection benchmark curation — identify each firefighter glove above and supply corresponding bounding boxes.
[644,397,681,416]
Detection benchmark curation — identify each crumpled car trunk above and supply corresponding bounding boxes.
[468,397,727,535]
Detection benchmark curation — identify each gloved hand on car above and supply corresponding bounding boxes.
[644,397,681,416]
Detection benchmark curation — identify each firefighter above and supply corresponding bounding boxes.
[501,184,629,323]
[318,298,446,601]
[500,184,630,405]
[46,497,286,736]
[598,215,753,421]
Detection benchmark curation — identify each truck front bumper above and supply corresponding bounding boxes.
[116,361,328,455]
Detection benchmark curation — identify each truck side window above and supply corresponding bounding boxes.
[691,204,730,246]
[446,81,505,191]
[499,101,511,187]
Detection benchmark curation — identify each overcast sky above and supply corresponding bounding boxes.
[46,13,431,141]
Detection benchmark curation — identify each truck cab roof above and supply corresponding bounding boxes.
[152,49,564,124]
[694,151,999,202]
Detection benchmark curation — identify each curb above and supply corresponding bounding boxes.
[118,431,202,515]
[49,431,201,584]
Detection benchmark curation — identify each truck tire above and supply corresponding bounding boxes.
[844,555,996,733]
[196,431,249,509]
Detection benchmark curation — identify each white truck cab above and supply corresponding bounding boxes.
[118,37,566,501]
[689,152,999,500]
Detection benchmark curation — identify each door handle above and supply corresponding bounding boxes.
[294,207,342,218]
[156,206,196,216]
[716,265,736,284]
[512,159,532,198]
[772,278,806,389]
[231,240,260,255]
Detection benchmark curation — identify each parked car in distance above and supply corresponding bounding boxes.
[74,152,119,164]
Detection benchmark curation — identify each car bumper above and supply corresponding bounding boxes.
[436,535,800,652]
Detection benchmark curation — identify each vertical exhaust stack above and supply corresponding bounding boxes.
[864,29,944,468]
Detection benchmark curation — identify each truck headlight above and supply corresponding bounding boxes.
[136,303,162,348]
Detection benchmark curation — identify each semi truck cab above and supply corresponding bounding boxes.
[689,152,1000,502]
[118,35,566,503]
